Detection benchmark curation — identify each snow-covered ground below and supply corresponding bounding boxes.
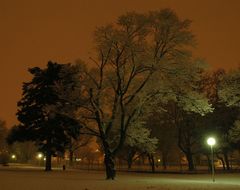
[0,165,240,190]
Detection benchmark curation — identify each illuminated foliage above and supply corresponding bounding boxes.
[219,68,240,107]
[76,9,210,179]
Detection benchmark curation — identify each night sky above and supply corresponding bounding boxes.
[1,0,240,127]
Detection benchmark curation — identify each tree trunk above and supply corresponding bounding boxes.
[216,154,225,170]
[148,154,155,173]
[45,139,52,171]
[127,157,133,169]
[186,151,195,171]
[127,149,136,169]
[69,150,74,166]
[177,127,195,171]
[104,151,115,179]
[45,149,52,171]
[223,152,230,170]
[102,141,115,180]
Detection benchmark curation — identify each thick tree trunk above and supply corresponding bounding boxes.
[104,150,116,180]
[148,154,155,173]
[177,127,195,171]
[216,154,225,170]
[69,150,74,166]
[220,157,226,170]
[102,140,115,180]
[45,149,52,171]
[186,151,195,171]
[223,152,230,170]
[127,149,136,169]
[127,157,133,169]
[45,139,52,171]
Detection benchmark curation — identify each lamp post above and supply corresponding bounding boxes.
[11,154,16,162]
[37,153,43,166]
[37,153,43,159]
[207,137,216,182]
[11,154,16,159]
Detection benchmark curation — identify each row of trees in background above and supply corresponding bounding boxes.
[115,68,240,172]
[1,9,240,179]
[2,67,240,176]
[0,120,8,164]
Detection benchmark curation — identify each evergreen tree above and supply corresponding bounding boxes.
[7,61,81,171]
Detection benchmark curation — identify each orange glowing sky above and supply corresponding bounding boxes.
[1,0,240,127]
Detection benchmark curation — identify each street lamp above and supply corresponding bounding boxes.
[11,154,16,160]
[37,153,43,159]
[36,153,43,166]
[207,137,216,182]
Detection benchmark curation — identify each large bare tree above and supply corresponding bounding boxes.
[77,9,199,179]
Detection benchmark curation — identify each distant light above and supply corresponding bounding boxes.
[157,159,161,162]
[76,158,82,162]
[207,137,216,182]
[37,153,43,159]
[43,157,46,161]
[11,154,16,159]
[207,137,216,146]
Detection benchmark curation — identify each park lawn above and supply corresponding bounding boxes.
[0,166,240,190]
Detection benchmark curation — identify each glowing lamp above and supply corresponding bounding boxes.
[207,137,216,146]
[11,154,16,159]
[37,153,43,159]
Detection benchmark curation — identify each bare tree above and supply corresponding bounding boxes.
[68,135,92,166]
[77,9,197,179]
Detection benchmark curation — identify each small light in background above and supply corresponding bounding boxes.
[76,158,82,162]
[11,154,16,159]
[37,153,43,159]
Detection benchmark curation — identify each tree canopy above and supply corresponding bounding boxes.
[7,61,82,171]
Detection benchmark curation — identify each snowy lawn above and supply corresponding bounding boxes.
[0,166,240,190]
